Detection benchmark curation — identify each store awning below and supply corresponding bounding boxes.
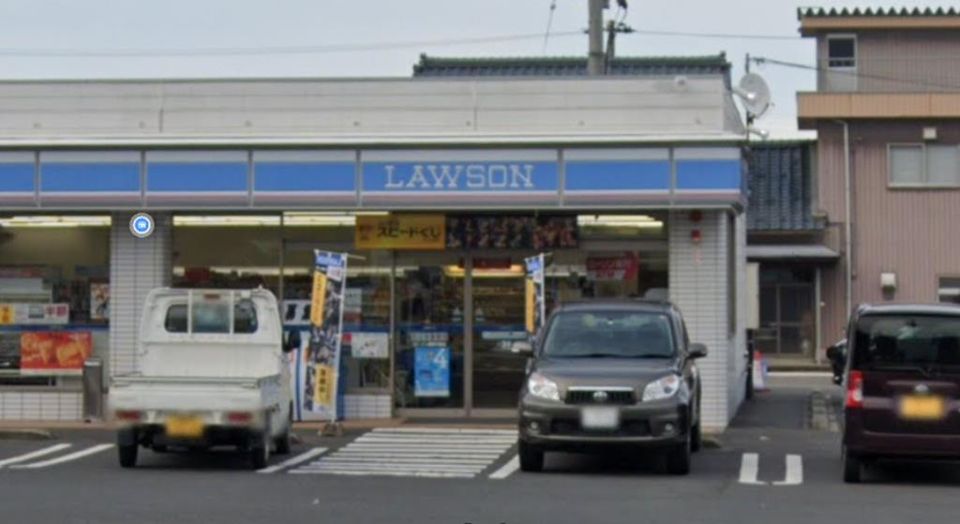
[746,244,839,261]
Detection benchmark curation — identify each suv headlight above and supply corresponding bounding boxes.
[527,372,560,401]
[642,374,682,402]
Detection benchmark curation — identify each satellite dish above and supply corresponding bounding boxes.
[735,73,771,119]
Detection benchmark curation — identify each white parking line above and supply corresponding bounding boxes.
[488,456,520,480]
[10,444,114,469]
[738,453,766,485]
[773,454,804,486]
[0,443,72,468]
[257,447,328,474]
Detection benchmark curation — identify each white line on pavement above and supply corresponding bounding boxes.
[257,447,328,474]
[323,456,493,465]
[488,456,519,480]
[290,469,475,478]
[10,444,114,469]
[0,443,72,468]
[738,453,766,485]
[299,463,484,472]
[333,450,504,457]
[372,428,516,435]
[773,454,804,486]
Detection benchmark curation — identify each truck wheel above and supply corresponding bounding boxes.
[119,444,138,468]
[518,440,544,472]
[666,436,691,475]
[274,427,292,455]
[250,435,270,469]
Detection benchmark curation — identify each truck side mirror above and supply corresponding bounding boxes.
[284,330,301,354]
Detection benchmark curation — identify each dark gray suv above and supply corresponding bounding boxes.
[517,300,707,475]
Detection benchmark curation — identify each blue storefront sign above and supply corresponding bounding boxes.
[414,346,451,398]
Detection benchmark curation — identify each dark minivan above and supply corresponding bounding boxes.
[830,303,960,483]
[517,300,707,475]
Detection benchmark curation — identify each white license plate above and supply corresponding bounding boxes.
[580,407,620,430]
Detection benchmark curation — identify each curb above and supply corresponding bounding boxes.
[0,429,54,440]
[701,434,723,449]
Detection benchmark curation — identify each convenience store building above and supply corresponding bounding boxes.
[0,59,749,430]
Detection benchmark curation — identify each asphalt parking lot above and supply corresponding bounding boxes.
[1,374,959,524]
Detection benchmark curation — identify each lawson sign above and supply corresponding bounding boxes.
[362,162,559,192]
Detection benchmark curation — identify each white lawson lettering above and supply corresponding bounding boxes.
[382,163,537,190]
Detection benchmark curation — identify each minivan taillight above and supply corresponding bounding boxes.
[846,370,864,409]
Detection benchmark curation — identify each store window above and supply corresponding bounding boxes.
[0,215,111,386]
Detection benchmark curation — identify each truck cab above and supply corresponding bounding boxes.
[109,288,296,469]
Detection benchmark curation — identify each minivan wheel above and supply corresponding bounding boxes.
[842,446,862,483]
[118,444,138,468]
[690,422,702,453]
[518,440,544,472]
[666,436,692,475]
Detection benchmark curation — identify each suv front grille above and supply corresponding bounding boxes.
[565,389,635,405]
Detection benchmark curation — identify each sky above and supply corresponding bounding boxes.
[0,1,943,138]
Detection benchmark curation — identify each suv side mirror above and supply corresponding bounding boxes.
[283,330,301,354]
[689,343,708,360]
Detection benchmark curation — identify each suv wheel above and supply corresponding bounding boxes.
[518,440,544,472]
[690,422,702,453]
[842,446,862,483]
[666,436,691,475]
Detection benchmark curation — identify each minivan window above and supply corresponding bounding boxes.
[853,315,960,370]
[164,299,259,334]
[542,311,674,358]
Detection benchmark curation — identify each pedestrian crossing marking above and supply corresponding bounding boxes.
[738,452,804,486]
[290,428,517,479]
[9,444,114,469]
[257,447,328,474]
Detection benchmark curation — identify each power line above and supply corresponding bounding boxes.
[628,28,800,41]
[542,0,558,54]
[753,56,960,91]
[0,31,584,58]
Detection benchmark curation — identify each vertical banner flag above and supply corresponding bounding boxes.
[307,250,348,420]
[524,254,546,336]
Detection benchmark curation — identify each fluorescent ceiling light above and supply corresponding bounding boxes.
[577,215,663,229]
[174,216,281,227]
[0,216,111,228]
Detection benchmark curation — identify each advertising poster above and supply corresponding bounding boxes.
[20,331,93,375]
[586,253,640,281]
[0,303,70,325]
[355,214,445,250]
[90,283,110,321]
[446,215,578,250]
[414,346,450,398]
[349,332,389,359]
[306,250,348,420]
[524,254,546,336]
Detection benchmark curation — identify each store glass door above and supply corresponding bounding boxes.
[471,259,529,409]
[394,254,466,410]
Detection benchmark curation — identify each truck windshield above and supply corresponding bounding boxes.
[542,311,675,358]
[852,314,960,371]
[164,296,259,334]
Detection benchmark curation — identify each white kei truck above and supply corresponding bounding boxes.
[108,288,299,469]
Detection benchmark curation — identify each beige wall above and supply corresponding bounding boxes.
[817,30,960,92]
[815,120,960,344]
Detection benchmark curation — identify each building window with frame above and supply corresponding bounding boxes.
[939,277,960,304]
[889,144,960,187]
[827,35,856,68]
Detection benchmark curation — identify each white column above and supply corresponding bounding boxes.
[669,210,732,430]
[109,212,172,376]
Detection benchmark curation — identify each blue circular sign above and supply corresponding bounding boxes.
[129,212,155,238]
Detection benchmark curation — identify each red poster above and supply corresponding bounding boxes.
[586,254,640,281]
[20,332,93,375]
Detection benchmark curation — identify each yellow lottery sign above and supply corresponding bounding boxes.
[310,271,328,326]
[313,364,336,407]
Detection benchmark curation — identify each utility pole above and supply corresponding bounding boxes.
[587,0,605,76]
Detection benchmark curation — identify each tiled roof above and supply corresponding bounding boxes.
[798,6,960,19]
[412,53,731,78]
[747,142,823,232]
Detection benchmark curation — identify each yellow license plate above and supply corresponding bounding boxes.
[899,396,946,420]
[165,415,205,438]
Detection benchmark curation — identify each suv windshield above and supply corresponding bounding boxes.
[542,310,675,358]
[852,314,960,371]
